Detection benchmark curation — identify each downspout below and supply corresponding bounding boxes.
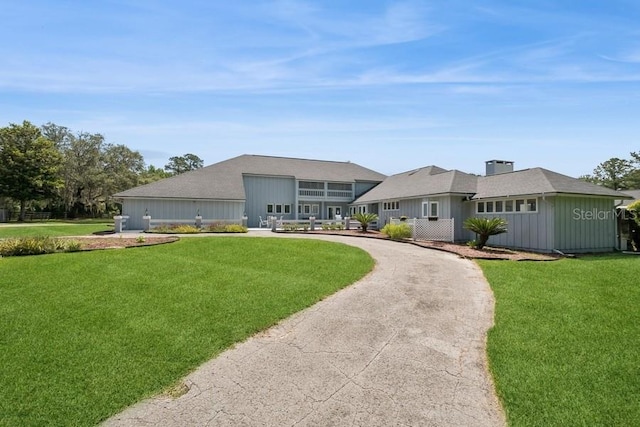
[614,200,625,251]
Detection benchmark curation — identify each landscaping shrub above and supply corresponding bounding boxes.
[381,223,412,241]
[150,223,247,234]
[463,217,508,250]
[65,240,82,252]
[213,224,248,233]
[150,224,200,234]
[321,223,344,231]
[282,223,308,232]
[354,212,378,232]
[0,236,80,257]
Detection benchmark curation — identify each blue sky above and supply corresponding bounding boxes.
[1,1,639,177]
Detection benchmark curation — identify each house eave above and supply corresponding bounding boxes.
[115,196,246,203]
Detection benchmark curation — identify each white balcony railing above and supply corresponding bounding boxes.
[298,189,353,199]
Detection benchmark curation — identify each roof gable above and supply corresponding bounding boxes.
[474,168,626,199]
[114,154,386,200]
[354,166,477,203]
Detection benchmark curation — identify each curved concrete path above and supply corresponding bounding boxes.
[103,234,505,426]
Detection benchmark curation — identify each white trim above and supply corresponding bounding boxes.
[422,201,439,219]
[382,201,400,211]
[476,197,538,214]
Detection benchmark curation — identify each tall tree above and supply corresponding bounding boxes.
[62,132,105,216]
[164,153,203,175]
[580,153,640,190]
[101,143,144,210]
[0,121,63,220]
[139,165,172,185]
[628,151,640,190]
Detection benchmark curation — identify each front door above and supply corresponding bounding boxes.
[328,206,342,219]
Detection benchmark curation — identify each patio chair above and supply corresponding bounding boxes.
[258,216,269,228]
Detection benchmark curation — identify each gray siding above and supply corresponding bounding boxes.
[378,196,464,236]
[464,196,617,252]
[465,198,555,251]
[553,196,617,253]
[243,175,296,227]
[121,198,244,230]
[355,182,379,198]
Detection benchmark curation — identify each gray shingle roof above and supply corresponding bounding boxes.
[354,166,477,203]
[354,165,628,204]
[473,168,627,199]
[618,189,640,206]
[114,154,387,200]
[620,189,640,200]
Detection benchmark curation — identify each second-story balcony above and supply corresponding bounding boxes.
[298,181,354,201]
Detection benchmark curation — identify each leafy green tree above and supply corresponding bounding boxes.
[593,158,634,190]
[583,154,640,190]
[164,153,203,175]
[628,200,640,227]
[354,212,378,232]
[627,151,640,189]
[139,165,172,185]
[0,121,63,220]
[102,144,144,211]
[62,132,106,216]
[463,217,508,250]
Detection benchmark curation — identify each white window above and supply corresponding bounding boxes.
[505,200,514,212]
[422,201,439,218]
[383,201,400,211]
[267,204,274,214]
[311,204,320,214]
[429,201,439,218]
[358,205,367,214]
[275,204,283,214]
[526,199,537,212]
[284,204,291,214]
[304,204,311,214]
[478,198,537,214]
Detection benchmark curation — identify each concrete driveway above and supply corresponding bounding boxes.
[103,234,505,426]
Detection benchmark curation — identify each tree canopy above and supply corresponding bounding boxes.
[0,121,63,220]
[0,120,203,219]
[581,151,640,190]
[164,153,204,175]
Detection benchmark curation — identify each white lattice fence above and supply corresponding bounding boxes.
[391,218,455,242]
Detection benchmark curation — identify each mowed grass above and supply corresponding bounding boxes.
[0,237,374,426]
[478,255,640,426]
[0,223,112,238]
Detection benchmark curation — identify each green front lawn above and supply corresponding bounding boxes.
[0,223,112,238]
[0,237,374,426]
[479,255,640,426]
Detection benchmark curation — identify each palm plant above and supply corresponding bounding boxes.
[463,217,508,250]
[354,212,378,233]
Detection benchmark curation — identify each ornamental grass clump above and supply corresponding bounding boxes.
[205,223,248,233]
[150,224,200,234]
[381,223,412,241]
[0,236,80,257]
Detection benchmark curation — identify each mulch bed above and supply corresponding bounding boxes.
[75,230,556,260]
[73,235,179,250]
[301,229,558,261]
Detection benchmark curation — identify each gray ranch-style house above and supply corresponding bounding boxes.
[351,160,630,253]
[114,154,386,230]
